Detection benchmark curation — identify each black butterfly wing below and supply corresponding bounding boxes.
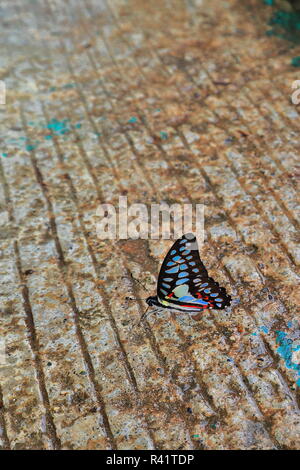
[157,233,207,296]
[157,233,231,310]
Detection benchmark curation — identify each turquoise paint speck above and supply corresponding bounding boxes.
[264,2,300,64]
[74,123,82,129]
[26,144,35,151]
[2,153,8,157]
[46,118,70,136]
[276,330,300,386]
[160,131,168,140]
[128,116,138,124]
[267,9,300,44]
[287,321,293,328]
[259,326,269,334]
[291,56,300,67]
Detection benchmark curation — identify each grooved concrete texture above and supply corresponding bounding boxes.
[0,0,300,450]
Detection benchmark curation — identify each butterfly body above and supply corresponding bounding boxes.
[147,233,231,316]
[146,294,210,313]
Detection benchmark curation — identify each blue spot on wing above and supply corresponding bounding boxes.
[178,295,194,301]
[178,296,208,305]
[194,299,209,305]
[178,272,188,278]
[166,266,180,273]
[176,278,189,285]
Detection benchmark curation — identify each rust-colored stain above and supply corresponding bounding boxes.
[0,0,300,450]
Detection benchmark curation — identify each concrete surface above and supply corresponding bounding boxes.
[0,0,300,450]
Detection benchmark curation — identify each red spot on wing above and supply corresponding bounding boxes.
[180,304,209,309]
[181,304,202,308]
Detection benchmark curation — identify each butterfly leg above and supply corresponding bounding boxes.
[137,306,151,325]
[138,306,165,327]
[151,307,165,326]
[128,306,150,333]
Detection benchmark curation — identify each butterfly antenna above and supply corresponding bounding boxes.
[130,273,150,293]
[125,296,146,301]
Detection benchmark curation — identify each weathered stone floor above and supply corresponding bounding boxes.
[0,0,300,449]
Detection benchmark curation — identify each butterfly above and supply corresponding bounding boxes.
[146,233,231,316]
